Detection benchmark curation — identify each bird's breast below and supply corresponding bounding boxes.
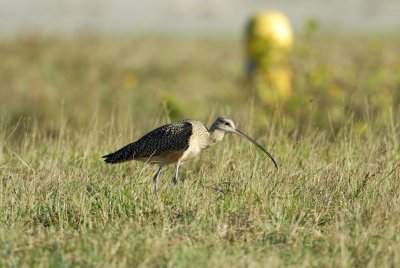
[180,122,210,162]
[181,140,203,161]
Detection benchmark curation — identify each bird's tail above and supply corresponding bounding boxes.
[102,143,136,164]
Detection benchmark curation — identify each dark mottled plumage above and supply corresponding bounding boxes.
[102,120,193,164]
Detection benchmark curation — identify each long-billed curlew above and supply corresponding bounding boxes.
[102,116,278,192]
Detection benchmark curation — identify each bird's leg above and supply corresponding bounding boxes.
[153,165,163,192]
[172,163,180,185]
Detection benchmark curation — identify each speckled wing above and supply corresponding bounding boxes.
[102,121,193,164]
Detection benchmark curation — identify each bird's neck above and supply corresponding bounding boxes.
[208,126,225,145]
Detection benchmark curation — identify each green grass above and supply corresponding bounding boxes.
[0,34,399,267]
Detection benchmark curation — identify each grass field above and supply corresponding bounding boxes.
[0,33,399,267]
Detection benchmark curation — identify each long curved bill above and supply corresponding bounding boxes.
[234,129,278,170]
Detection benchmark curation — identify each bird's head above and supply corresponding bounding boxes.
[212,116,237,133]
[211,116,279,170]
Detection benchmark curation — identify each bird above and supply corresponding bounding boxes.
[102,116,278,192]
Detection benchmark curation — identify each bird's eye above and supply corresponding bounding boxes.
[224,122,230,126]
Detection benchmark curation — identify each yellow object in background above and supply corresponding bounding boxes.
[245,11,293,103]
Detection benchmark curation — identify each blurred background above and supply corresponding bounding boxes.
[1,0,400,140]
[1,0,400,36]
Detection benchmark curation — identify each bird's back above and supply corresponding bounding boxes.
[103,120,193,164]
